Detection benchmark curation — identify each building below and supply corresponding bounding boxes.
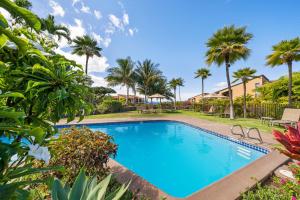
[188,75,270,103]
[215,75,269,99]
[112,94,144,104]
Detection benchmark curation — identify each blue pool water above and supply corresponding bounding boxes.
[83,121,266,198]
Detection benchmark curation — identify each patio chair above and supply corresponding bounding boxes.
[204,106,217,115]
[270,108,300,128]
[220,107,230,118]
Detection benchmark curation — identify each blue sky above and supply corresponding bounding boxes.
[29,0,300,100]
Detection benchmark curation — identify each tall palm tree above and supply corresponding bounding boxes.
[266,38,300,106]
[169,78,179,109]
[206,25,253,119]
[72,35,102,74]
[135,59,162,102]
[194,68,211,99]
[105,57,135,105]
[177,78,184,102]
[232,68,257,118]
[41,15,71,41]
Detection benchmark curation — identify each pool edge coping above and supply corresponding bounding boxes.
[57,117,290,200]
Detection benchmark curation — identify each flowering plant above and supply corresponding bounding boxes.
[273,122,300,160]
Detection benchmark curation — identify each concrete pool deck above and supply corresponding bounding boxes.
[58,115,290,200]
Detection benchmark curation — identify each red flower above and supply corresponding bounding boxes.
[273,122,300,160]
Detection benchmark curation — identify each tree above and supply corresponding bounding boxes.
[135,59,162,102]
[232,68,257,118]
[169,78,180,109]
[194,68,211,99]
[41,15,71,41]
[106,57,135,105]
[206,25,253,119]
[177,78,184,102]
[266,38,300,106]
[72,35,102,74]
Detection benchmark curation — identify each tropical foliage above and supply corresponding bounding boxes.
[135,59,170,101]
[232,67,257,118]
[257,72,300,103]
[273,122,300,160]
[51,169,130,200]
[206,25,253,119]
[194,68,211,98]
[47,127,117,183]
[266,38,300,106]
[0,1,93,198]
[106,57,136,105]
[72,35,102,74]
[177,78,184,102]
[169,78,180,109]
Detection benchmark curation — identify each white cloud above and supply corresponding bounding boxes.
[212,81,227,91]
[128,28,138,36]
[58,18,86,49]
[69,18,86,38]
[108,14,122,29]
[94,10,102,20]
[80,3,91,14]
[49,0,65,17]
[91,32,111,48]
[90,75,107,87]
[72,0,80,6]
[128,29,134,36]
[123,13,129,25]
[55,48,109,73]
[91,32,102,43]
[101,37,111,48]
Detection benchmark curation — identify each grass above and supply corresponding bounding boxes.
[85,110,283,133]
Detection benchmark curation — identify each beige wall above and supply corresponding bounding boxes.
[217,76,269,99]
[189,76,269,103]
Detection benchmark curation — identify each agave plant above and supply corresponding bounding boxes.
[273,122,300,160]
[51,170,130,200]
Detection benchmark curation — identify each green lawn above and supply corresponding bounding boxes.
[85,110,283,133]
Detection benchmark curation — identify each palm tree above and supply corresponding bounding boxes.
[194,68,211,99]
[72,35,102,74]
[105,57,135,105]
[135,59,162,102]
[232,68,257,118]
[206,25,253,119]
[266,38,300,106]
[169,78,179,109]
[41,15,71,41]
[177,78,184,102]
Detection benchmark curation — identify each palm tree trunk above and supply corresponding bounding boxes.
[287,62,293,107]
[225,60,234,119]
[179,86,181,102]
[126,85,129,105]
[202,77,204,112]
[133,86,137,105]
[85,55,89,74]
[243,81,247,118]
[174,88,177,110]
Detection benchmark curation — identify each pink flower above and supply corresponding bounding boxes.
[280,178,287,185]
[291,196,297,200]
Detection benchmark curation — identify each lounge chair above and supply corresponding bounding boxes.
[270,108,300,128]
[204,106,216,115]
[220,107,230,118]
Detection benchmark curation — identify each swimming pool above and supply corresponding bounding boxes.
[73,120,267,198]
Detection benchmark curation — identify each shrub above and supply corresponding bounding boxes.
[51,169,129,200]
[49,127,117,183]
[97,100,123,113]
[273,122,300,160]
